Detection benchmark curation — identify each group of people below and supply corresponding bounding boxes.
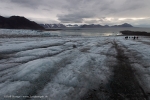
[125,36,138,40]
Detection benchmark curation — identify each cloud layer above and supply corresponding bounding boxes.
[0,0,150,26]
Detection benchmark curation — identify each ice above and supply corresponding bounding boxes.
[14,57,60,81]
[0,29,52,36]
[116,36,150,93]
[0,38,66,54]
[34,38,114,100]
[0,29,150,99]
[0,81,30,99]
[8,56,37,63]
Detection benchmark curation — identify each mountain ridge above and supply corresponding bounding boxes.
[40,23,133,29]
[80,23,133,28]
[0,16,44,30]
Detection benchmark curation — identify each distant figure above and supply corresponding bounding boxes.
[125,36,128,39]
[73,44,77,48]
[137,36,138,39]
[133,36,135,40]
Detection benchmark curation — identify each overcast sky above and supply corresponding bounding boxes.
[0,0,150,27]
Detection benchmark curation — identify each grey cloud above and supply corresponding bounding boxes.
[121,0,146,11]
[57,0,107,23]
[57,15,84,23]
[9,0,43,9]
[30,18,59,24]
[57,0,148,23]
[83,19,100,24]
[9,0,68,9]
[57,11,95,23]
[0,0,150,26]
[58,16,83,23]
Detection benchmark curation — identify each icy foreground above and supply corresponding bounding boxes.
[0,35,150,100]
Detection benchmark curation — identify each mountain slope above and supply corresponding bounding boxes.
[0,16,44,30]
[112,23,133,27]
[80,23,133,28]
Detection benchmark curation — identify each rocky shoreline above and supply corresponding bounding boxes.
[120,30,150,36]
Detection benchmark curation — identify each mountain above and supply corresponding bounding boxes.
[80,24,103,28]
[81,23,133,28]
[0,16,44,30]
[40,24,66,29]
[80,23,133,28]
[66,24,79,27]
[39,23,133,29]
[112,23,133,27]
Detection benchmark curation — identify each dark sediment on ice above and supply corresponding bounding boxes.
[81,40,148,100]
[107,41,148,100]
